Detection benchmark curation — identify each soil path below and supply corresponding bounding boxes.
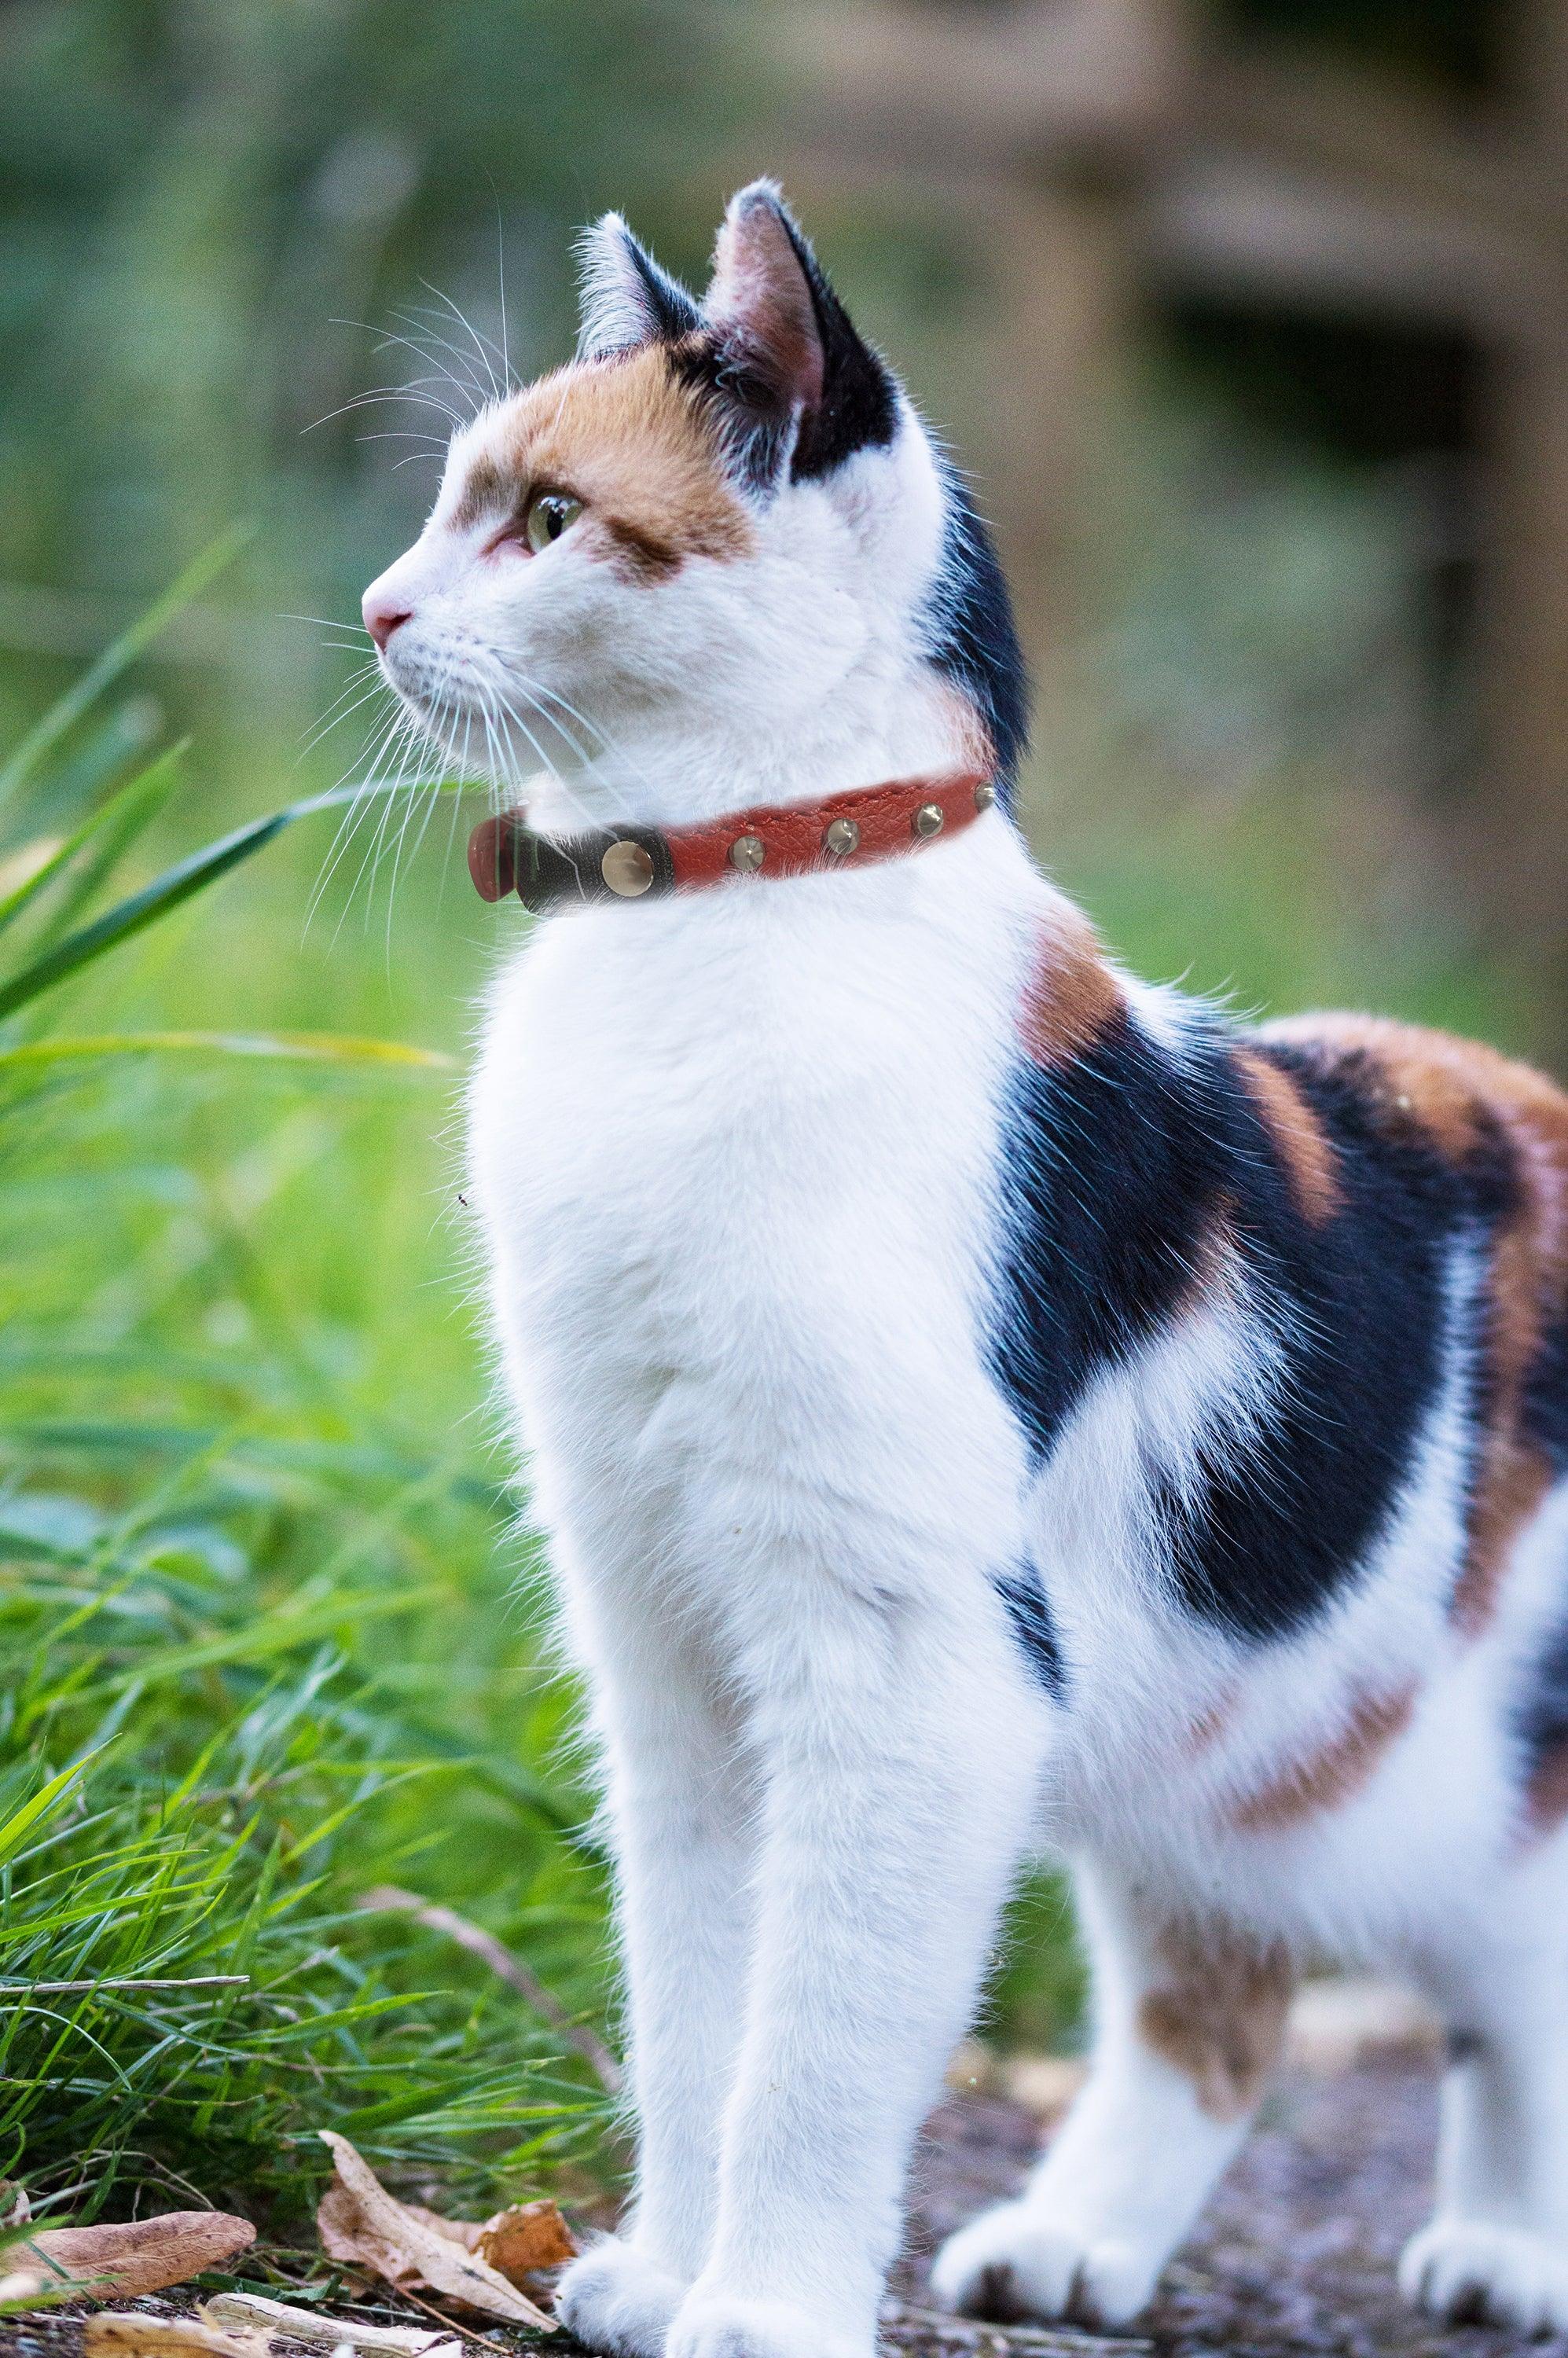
[7,2060,1565,2358]
[891,2060,1568,2358]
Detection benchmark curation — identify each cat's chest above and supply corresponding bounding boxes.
[469,894,1023,1432]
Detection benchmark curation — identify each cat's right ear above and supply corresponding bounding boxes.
[575,213,701,360]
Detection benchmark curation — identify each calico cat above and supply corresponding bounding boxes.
[362,183,1568,2358]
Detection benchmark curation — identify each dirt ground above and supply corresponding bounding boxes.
[7,2058,1566,2358]
[891,2059,1568,2358]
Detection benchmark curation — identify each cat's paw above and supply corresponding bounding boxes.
[555,2237,687,2357]
[1400,2219,1568,2333]
[664,2289,868,2358]
[930,2200,1161,2330]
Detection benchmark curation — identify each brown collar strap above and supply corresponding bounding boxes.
[468,769,997,912]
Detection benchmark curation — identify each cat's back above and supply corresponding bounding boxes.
[1255,1008,1568,1622]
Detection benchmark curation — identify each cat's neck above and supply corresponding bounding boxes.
[516,680,983,841]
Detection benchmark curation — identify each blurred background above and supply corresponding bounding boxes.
[2,0,1564,2219]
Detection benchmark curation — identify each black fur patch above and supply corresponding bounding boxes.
[773,211,898,482]
[989,1007,1233,1461]
[921,465,1030,814]
[988,1018,1514,1640]
[668,208,896,495]
[1514,1603,1568,1806]
[1522,1302,1568,1471]
[619,233,702,347]
[670,335,796,495]
[993,1561,1067,1697]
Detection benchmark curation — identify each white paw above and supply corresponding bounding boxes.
[1400,2219,1568,2334]
[930,2200,1162,2330]
[555,2237,687,2357]
[665,2289,868,2358]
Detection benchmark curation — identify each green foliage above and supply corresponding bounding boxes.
[0,593,614,2225]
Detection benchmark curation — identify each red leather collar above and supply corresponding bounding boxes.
[468,769,997,911]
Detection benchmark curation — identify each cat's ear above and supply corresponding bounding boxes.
[702,181,896,487]
[575,212,700,360]
[704,182,824,417]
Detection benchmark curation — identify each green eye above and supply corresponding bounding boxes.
[524,491,582,553]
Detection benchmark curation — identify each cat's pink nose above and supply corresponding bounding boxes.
[363,591,413,652]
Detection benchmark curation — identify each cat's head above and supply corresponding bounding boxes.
[362,182,1026,831]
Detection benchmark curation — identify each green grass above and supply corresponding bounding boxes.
[0,596,619,2230]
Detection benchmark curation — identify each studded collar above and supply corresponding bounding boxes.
[467,769,997,912]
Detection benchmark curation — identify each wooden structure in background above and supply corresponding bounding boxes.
[777,0,1568,958]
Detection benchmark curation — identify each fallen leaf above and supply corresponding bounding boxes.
[203,2293,457,2355]
[83,2314,261,2358]
[391,2205,479,2255]
[25,2212,257,2299]
[476,2202,575,2283]
[316,2134,554,2331]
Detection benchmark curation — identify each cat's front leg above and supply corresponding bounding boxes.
[663,1586,1047,2358]
[932,1860,1294,2329]
[551,1567,758,2358]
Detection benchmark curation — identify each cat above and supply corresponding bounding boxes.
[362,182,1568,2358]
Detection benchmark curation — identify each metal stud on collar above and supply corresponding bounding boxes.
[974,781,997,810]
[913,803,945,839]
[601,839,656,897]
[824,817,861,856]
[729,833,766,872]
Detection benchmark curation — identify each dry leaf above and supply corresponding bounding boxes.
[316,2134,554,2331]
[25,2213,257,2299]
[389,2205,479,2256]
[203,2293,457,2355]
[83,2314,261,2358]
[476,2202,575,2282]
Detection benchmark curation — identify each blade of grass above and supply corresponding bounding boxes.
[0,1032,454,1071]
[0,1753,101,1870]
[0,744,184,940]
[0,776,461,1023]
[0,530,248,809]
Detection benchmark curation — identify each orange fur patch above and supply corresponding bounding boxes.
[1181,1687,1239,1757]
[1229,1680,1418,1832]
[451,348,753,578]
[1138,1919,1294,2121]
[1233,1047,1341,1225]
[1525,1740,1568,1838]
[1018,916,1123,1068]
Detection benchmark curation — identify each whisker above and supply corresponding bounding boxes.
[306,700,412,934]
[417,281,504,405]
[333,317,483,413]
[300,678,388,758]
[494,195,513,393]
[390,308,495,409]
[305,384,465,435]
[282,612,373,637]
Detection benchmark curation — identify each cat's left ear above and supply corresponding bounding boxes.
[702,181,895,489]
[575,212,701,360]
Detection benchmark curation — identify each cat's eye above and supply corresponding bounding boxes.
[523,492,583,553]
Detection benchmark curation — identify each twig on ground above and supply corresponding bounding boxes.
[387,2283,524,2353]
[0,1978,250,1995]
[354,1886,622,2095]
[881,2301,1152,2356]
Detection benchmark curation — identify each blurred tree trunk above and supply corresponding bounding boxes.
[1474,0,1568,1056]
